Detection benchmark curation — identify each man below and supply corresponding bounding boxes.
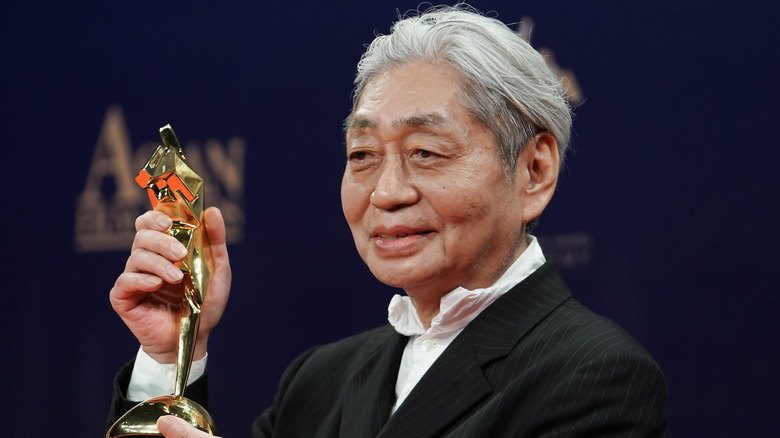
[108,5,669,437]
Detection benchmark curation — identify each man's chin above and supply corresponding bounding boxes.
[369,265,444,293]
[369,266,419,289]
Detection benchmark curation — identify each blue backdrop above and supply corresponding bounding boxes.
[2,1,778,436]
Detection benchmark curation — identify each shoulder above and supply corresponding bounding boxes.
[473,297,669,435]
[480,259,657,367]
[510,295,664,389]
[305,324,398,365]
[515,298,669,433]
[275,324,398,390]
[252,325,401,436]
[499,258,656,362]
[542,297,653,357]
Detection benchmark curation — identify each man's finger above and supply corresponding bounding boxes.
[156,415,219,438]
[136,210,173,232]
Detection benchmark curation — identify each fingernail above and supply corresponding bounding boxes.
[171,243,188,259]
[155,215,172,229]
[141,275,161,287]
[169,266,184,281]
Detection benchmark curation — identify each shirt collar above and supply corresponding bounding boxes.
[388,235,546,337]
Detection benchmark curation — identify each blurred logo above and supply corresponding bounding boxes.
[536,232,594,270]
[74,105,246,252]
[517,17,584,105]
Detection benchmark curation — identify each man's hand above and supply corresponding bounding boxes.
[157,416,221,438]
[110,207,232,363]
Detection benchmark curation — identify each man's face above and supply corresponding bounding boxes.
[341,61,530,298]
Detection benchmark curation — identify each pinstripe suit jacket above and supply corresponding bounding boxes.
[251,261,669,437]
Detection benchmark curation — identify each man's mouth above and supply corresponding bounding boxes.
[375,231,431,240]
[377,233,411,240]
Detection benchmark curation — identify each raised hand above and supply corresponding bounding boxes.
[110,207,231,364]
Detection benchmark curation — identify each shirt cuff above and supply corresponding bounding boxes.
[126,346,208,402]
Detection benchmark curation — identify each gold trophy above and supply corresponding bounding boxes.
[107,125,216,437]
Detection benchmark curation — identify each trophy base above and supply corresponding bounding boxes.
[106,395,216,437]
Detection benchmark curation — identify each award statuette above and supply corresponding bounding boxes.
[107,125,216,437]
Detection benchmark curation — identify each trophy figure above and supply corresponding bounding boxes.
[107,125,216,437]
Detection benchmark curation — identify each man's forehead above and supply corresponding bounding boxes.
[347,62,466,129]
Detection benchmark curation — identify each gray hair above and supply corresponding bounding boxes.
[348,4,573,175]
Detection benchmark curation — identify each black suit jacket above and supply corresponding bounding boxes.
[109,261,669,437]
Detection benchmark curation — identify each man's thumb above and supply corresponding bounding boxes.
[157,415,214,438]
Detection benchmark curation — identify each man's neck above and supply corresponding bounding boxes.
[404,233,530,329]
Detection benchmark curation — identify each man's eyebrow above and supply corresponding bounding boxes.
[346,113,447,133]
[345,117,377,131]
[393,113,446,129]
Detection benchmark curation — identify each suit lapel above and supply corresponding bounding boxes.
[377,260,571,438]
[339,329,407,438]
[377,329,492,438]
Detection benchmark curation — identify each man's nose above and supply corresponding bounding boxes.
[371,157,419,210]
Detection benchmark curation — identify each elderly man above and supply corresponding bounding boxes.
[108,5,669,437]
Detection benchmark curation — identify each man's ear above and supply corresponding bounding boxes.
[516,132,560,223]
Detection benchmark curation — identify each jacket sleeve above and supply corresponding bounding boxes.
[251,347,319,438]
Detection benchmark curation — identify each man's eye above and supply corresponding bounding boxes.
[349,151,367,161]
[413,149,437,159]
